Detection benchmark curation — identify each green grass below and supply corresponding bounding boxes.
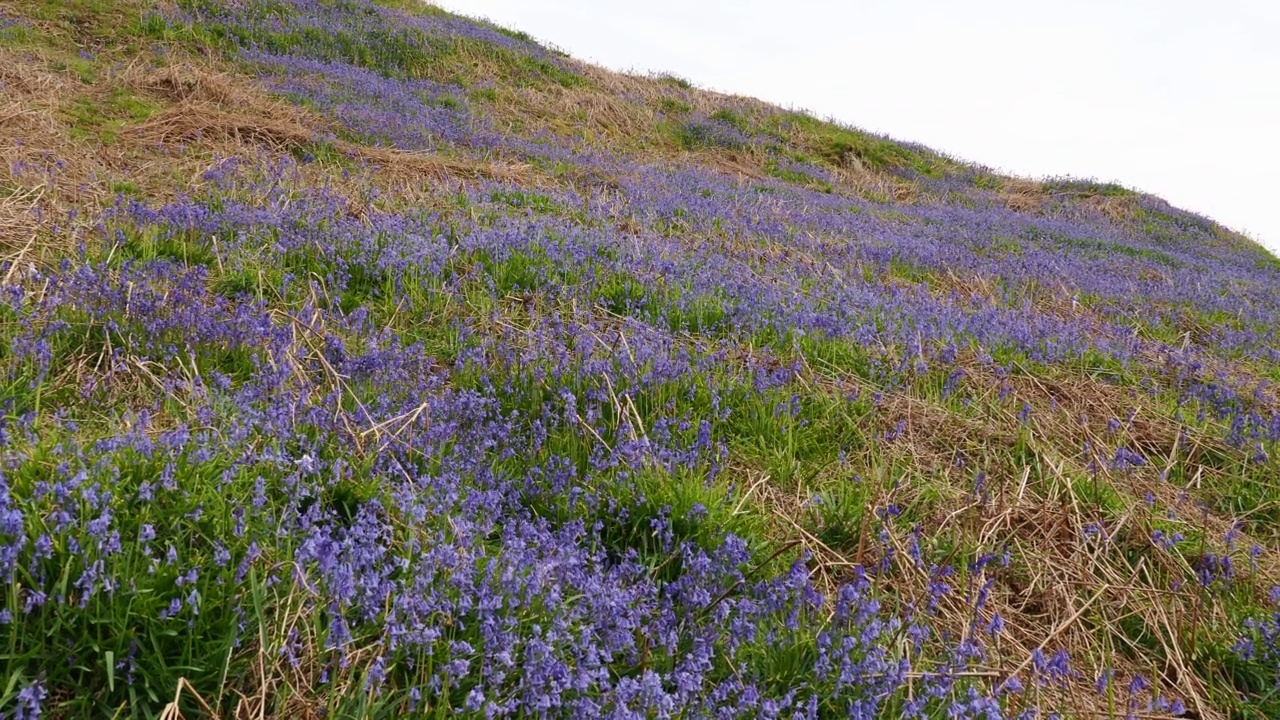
[172,0,585,89]
[487,188,561,215]
[657,97,691,115]
[109,180,144,197]
[1052,234,1182,267]
[763,158,834,193]
[778,111,946,178]
[0,434,247,716]
[370,0,448,15]
[0,19,33,45]
[61,88,159,144]
[667,119,746,151]
[288,140,356,166]
[12,0,151,46]
[655,73,693,90]
[51,53,100,83]
[805,477,874,555]
[709,108,749,133]
[111,224,216,267]
[1255,252,1280,274]
[1042,178,1136,197]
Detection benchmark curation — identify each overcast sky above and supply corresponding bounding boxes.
[435,0,1279,255]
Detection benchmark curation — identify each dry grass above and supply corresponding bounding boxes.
[492,80,657,143]
[1084,193,1143,226]
[994,176,1147,229]
[131,64,319,150]
[132,64,534,184]
[998,177,1049,213]
[0,44,535,276]
[573,61,776,124]
[742,339,1277,720]
[0,46,111,259]
[481,59,922,204]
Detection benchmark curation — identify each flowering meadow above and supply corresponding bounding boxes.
[1,0,1279,717]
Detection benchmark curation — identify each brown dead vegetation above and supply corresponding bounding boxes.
[998,177,1048,213]
[0,44,541,277]
[133,64,534,183]
[1083,193,1143,227]
[485,59,922,205]
[746,337,1275,720]
[572,61,777,125]
[995,176,1148,230]
[1,47,112,260]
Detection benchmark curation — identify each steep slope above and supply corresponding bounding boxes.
[1,0,1278,717]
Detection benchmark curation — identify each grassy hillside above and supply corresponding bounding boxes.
[1,0,1278,717]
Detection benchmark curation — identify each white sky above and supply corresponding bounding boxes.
[434,1,1280,256]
